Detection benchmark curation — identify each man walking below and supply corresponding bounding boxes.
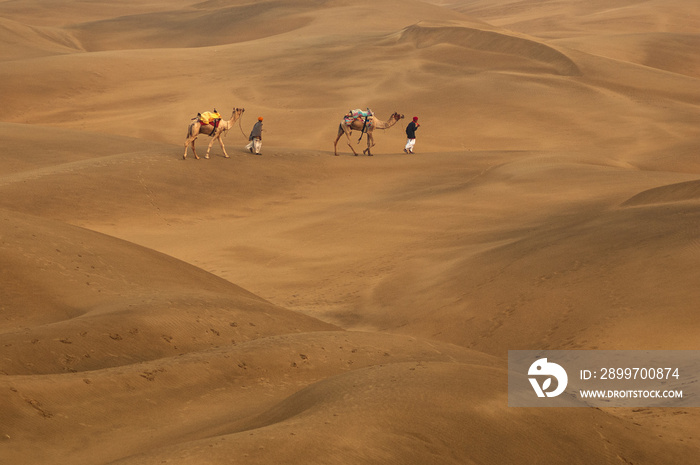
[404,116,420,153]
[246,117,264,155]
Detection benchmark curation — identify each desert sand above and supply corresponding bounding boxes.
[1,0,699,463]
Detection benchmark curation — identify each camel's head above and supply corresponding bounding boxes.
[392,112,404,121]
[234,107,245,114]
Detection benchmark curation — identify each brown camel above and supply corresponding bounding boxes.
[334,111,404,156]
[183,107,245,160]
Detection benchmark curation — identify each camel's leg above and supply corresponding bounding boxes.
[193,137,202,160]
[219,137,229,158]
[184,134,194,160]
[184,124,201,160]
[334,124,358,156]
[202,129,229,159]
[184,136,201,160]
[363,132,375,156]
[206,134,229,159]
[333,127,343,156]
[344,128,360,156]
[205,134,216,159]
[334,125,351,156]
[347,137,359,155]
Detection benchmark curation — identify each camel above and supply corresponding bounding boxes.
[183,107,245,160]
[334,111,404,156]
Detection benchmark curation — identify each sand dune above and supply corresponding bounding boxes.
[624,179,700,206]
[554,32,700,78]
[104,362,693,465]
[0,17,81,60]
[68,2,318,51]
[444,0,700,36]
[397,23,581,75]
[2,329,498,464]
[1,0,699,464]
[0,209,339,375]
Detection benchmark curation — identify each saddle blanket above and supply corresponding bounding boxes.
[199,111,221,125]
[344,108,374,126]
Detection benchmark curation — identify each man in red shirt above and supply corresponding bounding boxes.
[404,116,420,154]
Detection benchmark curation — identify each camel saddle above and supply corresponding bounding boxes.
[344,108,374,127]
[197,111,222,134]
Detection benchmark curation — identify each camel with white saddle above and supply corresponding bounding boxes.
[334,110,404,156]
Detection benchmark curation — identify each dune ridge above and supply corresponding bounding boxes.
[68,3,318,51]
[0,17,82,60]
[0,209,338,375]
[397,23,581,75]
[622,179,700,206]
